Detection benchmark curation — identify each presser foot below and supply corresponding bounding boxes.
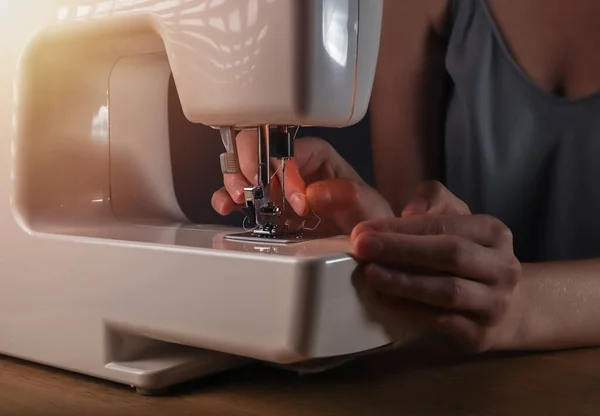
[234,200,312,243]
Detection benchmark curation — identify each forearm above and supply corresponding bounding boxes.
[369,0,448,216]
[498,259,600,351]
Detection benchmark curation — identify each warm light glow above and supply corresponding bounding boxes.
[93,1,115,17]
[77,6,92,18]
[57,6,69,20]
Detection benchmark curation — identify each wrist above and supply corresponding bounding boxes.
[490,287,522,350]
[492,269,532,351]
[492,263,546,351]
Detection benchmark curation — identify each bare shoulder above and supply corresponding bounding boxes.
[426,0,453,37]
[380,0,451,38]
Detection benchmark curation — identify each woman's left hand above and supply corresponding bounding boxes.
[351,181,522,353]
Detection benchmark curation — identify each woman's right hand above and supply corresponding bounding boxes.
[211,130,394,235]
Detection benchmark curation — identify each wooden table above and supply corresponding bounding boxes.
[2,348,600,415]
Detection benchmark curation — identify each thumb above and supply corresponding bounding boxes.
[402,181,471,217]
[401,194,429,217]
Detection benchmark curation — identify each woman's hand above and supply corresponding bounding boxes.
[212,130,393,234]
[352,181,522,353]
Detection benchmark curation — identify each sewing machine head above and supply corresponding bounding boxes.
[1,0,406,394]
[146,0,382,243]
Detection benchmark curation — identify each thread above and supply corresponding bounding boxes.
[243,215,258,232]
[301,210,322,232]
[270,165,281,181]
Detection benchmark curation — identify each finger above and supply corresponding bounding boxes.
[353,232,509,284]
[238,129,309,215]
[364,264,505,324]
[275,137,361,216]
[235,129,259,184]
[236,129,290,186]
[274,157,309,216]
[211,187,241,216]
[223,174,252,204]
[306,179,370,234]
[307,179,364,212]
[306,179,393,233]
[353,215,513,250]
[307,179,391,216]
[293,137,363,181]
[402,181,470,216]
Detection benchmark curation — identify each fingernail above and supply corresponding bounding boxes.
[365,264,392,282]
[290,193,307,215]
[358,234,383,257]
[402,196,429,217]
[233,178,248,203]
[306,185,332,208]
[216,199,227,215]
[232,190,244,203]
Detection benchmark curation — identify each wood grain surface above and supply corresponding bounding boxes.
[2,348,600,416]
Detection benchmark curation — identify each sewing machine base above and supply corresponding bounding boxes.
[0,223,395,393]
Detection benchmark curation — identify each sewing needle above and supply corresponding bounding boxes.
[281,159,286,212]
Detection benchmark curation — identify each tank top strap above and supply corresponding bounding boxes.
[446,0,479,34]
[449,0,484,17]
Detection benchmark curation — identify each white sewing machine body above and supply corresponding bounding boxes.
[0,0,397,392]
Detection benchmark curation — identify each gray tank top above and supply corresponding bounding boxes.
[444,0,600,262]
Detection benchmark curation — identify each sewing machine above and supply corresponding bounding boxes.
[0,0,414,394]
